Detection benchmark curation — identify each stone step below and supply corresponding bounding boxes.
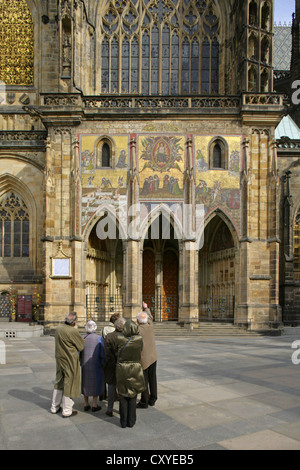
[84,321,262,337]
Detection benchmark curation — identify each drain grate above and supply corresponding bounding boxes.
[5,331,16,338]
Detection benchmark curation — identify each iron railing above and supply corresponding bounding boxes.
[199,295,235,322]
[142,294,179,322]
[86,294,123,321]
[86,293,236,323]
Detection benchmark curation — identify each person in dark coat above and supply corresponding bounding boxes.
[114,319,145,428]
[136,304,158,408]
[80,320,105,412]
[103,317,126,417]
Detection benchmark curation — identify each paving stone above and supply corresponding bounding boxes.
[1,332,300,450]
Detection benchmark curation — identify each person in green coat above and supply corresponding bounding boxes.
[115,319,145,428]
[50,312,85,418]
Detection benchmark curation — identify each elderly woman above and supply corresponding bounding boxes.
[81,320,105,412]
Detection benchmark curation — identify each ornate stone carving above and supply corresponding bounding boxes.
[0,0,34,86]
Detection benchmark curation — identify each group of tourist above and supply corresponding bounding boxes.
[50,303,158,429]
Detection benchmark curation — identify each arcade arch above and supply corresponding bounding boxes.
[199,213,238,322]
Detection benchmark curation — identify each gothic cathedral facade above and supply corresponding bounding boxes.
[0,0,296,333]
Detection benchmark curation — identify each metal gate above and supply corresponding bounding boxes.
[86,294,123,321]
[0,292,11,318]
[199,294,235,322]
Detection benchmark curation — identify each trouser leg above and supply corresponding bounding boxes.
[107,383,115,412]
[50,389,63,414]
[62,396,74,417]
[148,361,157,404]
[119,395,128,428]
[140,368,149,405]
[127,396,137,427]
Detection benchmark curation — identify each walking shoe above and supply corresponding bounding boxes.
[137,402,148,409]
[92,405,102,412]
[106,410,113,417]
[50,407,61,414]
[84,405,91,412]
[63,411,78,418]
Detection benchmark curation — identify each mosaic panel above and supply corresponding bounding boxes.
[138,135,185,199]
[194,135,242,221]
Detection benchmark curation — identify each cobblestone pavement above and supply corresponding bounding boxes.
[1,329,300,451]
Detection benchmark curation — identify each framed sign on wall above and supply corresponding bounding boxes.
[51,242,72,279]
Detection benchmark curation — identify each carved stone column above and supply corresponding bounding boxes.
[123,135,141,319]
[236,128,282,332]
[180,137,198,323]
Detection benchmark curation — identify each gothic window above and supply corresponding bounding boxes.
[248,65,257,91]
[96,138,114,168]
[0,0,34,86]
[260,69,269,92]
[261,2,271,30]
[261,36,270,64]
[0,193,30,258]
[209,138,227,169]
[249,33,258,61]
[213,144,222,168]
[249,0,258,26]
[102,143,111,167]
[294,210,300,280]
[99,0,220,95]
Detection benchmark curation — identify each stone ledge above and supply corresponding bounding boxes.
[0,322,44,338]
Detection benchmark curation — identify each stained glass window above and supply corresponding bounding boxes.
[0,0,34,85]
[0,193,29,258]
[99,0,220,95]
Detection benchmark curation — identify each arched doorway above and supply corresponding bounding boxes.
[142,213,179,321]
[85,213,123,321]
[199,214,237,322]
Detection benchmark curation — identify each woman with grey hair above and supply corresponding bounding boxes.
[80,320,105,412]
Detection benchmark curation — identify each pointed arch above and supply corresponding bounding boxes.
[0,174,37,265]
[196,208,239,252]
[0,173,37,222]
[198,210,239,322]
[84,203,125,321]
[83,203,127,244]
[140,203,184,243]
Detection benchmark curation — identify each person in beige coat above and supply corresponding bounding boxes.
[50,312,85,418]
[136,304,158,408]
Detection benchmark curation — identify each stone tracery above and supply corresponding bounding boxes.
[99,0,220,95]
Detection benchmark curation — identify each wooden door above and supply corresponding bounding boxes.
[142,250,156,319]
[162,250,178,321]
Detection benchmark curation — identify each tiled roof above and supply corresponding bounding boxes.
[274,25,292,71]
